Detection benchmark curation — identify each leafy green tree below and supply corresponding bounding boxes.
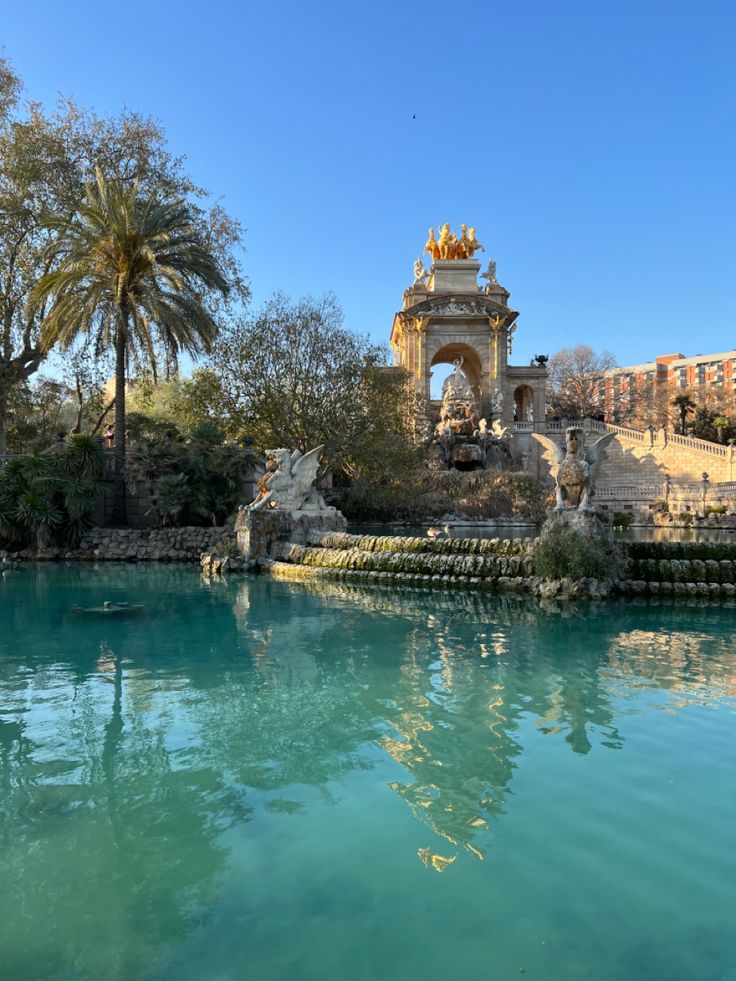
[690,406,735,445]
[126,368,227,436]
[31,170,229,523]
[0,55,246,462]
[208,292,416,475]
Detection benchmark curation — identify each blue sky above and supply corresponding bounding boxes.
[4,0,736,368]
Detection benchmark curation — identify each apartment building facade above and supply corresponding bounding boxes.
[603,350,736,423]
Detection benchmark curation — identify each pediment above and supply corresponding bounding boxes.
[400,295,517,322]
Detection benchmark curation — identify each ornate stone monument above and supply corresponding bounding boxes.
[390,224,547,446]
[235,445,346,564]
[427,357,511,470]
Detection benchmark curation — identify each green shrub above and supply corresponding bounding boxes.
[0,436,103,548]
[149,473,191,527]
[211,539,240,560]
[612,512,633,529]
[534,523,628,580]
[627,541,736,563]
[705,505,727,515]
[127,433,257,528]
[340,469,552,524]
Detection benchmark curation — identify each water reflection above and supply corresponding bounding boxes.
[227,578,735,864]
[1,566,735,978]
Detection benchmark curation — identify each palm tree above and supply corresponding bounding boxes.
[31,169,228,522]
[671,394,696,436]
[713,415,729,444]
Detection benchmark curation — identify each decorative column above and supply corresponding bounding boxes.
[489,315,504,384]
[414,317,430,404]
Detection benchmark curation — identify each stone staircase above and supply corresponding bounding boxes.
[515,418,736,511]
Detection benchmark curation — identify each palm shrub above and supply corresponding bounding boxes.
[126,425,256,527]
[0,435,103,548]
[149,473,191,527]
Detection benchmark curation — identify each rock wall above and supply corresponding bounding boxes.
[13,526,233,562]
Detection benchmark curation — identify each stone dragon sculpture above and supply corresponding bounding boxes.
[532,427,615,510]
[248,445,335,513]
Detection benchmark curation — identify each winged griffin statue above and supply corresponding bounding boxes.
[532,427,614,510]
[248,445,335,513]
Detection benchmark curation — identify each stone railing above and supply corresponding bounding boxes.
[527,417,733,459]
[666,431,729,457]
[595,484,665,500]
[538,418,648,442]
[594,478,736,511]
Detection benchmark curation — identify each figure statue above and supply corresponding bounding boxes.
[466,228,484,257]
[481,258,497,288]
[441,358,476,405]
[413,258,428,285]
[490,388,504,415]
[438,223,452,259]
[532,427,615,510]
[424,228,441,261]
[248,446,335,513]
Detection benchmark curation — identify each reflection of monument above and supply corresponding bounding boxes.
[390,225,548,445]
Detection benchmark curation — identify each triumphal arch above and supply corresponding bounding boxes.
[390,225,547,431]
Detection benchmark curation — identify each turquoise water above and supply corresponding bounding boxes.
[1,565,735,981]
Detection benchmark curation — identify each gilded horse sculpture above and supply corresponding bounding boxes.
[423,224,486,261]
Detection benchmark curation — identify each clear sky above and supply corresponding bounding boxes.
[3,0,736,368]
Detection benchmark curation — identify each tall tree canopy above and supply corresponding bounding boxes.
[0,55,246,459]
[31,171,230,522]
[547,345,617,420]
[208,292,418,477]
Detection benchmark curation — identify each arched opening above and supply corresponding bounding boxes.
[513,385,535,423]
[430,343,483,402]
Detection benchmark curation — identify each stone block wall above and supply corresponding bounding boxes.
[16,526,233,562]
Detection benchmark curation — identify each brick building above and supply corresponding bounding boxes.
[603,349,736,423]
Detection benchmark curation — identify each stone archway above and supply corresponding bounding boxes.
[514,384,535,423]
[431,343,483,405]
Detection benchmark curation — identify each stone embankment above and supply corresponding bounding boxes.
[11,527,234,562]
[263,531,736,601]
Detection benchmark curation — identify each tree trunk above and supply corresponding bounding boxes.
[112,318,128,525]
[91,397,115,436]
[0,387,6,466]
